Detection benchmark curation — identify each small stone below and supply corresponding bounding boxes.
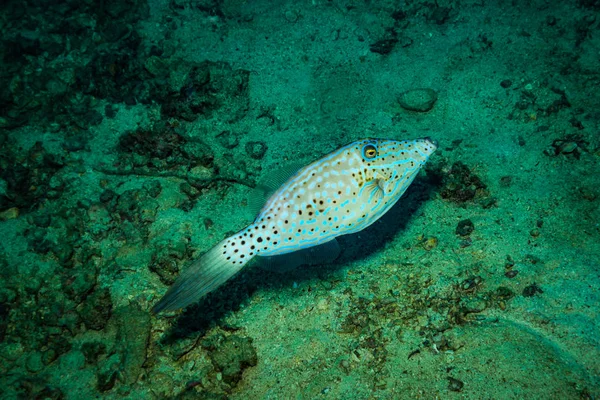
[113,303,151,385]
[144,55,167,77]
[500,79,512,88]
[1,342,24,361]
[522,283,543,298]
[84,110,104,126]
[42,349,58,365]
[204,334,258,385]
[81,342,107,364]
[504,270,519,278]
[63,136,86,152]
[447,377,464,392]
[559,141,578,154]
[339,359,350,373]
[59,349,86,371]
[495,286,515,300]
[105,105,117,118]
[97,361,120,392]
[456,219,474,236]
[460,276,482,292]
[0,207,19,221]
[216,130,239,149]
[422,236,438,251]
[284,9,299,23]
[459,238,472,248]
[140,199,159,223]
[499,176,512,187]
[579,188,597,201]
[245,141,268,159]
[188,165,214,181]
[78,288,113,331]
[100,189,116,203]
[529,228,540,237]
[460,296,487,313]
[398,88,438,112]
[33,214,52,228]
[143,180,162,198]
[516,99,529,110]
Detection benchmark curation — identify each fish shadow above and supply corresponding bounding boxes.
[160,174,441,342]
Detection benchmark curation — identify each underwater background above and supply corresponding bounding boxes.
[0,0,599,398]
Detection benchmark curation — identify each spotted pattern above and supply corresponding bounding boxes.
[222,137,437,264]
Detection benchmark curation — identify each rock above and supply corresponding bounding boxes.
[32,213,52,228]
[1,341,24,361]
[78,288,113,331]
[81,341,107,364]
[113,303,151,385]
[143,180,162,198]
[203,333,258,385]
[182,141,213,165]
[58,349,86,371]
[63,136,87,152]
[97,354,121,392]
[522,283,543,298]
[150,251,181,285]
[216,130,239,149]
[0,207,19,221]
[455,219,474,236]
[100,189,116,203]
[370,38,398,54]
[139,198,159,223]
[398,88,438,112]
[245,141,268,160]
[447,377,464,392]
[188,165,214,181]
[144,55,168,77]
[62,265,98,303]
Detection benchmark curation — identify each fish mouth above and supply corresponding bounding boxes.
[423,137,438,150]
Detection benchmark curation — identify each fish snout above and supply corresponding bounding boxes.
[423,137,438,150]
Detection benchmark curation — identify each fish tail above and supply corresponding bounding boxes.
[152,232,254,313]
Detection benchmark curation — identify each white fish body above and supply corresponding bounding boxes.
[153,137,437,313]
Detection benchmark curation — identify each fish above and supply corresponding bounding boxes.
[152,137,438,313]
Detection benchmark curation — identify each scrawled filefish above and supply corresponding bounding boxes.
[153,137,437,313]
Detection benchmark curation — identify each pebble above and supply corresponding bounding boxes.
[245,141,268,159]
[456,219,474,236]
[26,351,45,373]
[398,88,438,112]
[0,207,19,221]
[1,342,24,361]
[447,377,464,392]
[422,236,438,251]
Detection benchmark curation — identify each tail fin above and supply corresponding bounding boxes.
[152,237,253,313]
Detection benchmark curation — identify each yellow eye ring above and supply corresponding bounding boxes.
[363,144,378,159]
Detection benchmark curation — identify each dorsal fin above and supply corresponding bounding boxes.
[248,163,304,217]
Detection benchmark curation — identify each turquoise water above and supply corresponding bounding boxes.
[0,0,598,398]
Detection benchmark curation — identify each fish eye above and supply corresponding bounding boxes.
[363,144,378,159]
